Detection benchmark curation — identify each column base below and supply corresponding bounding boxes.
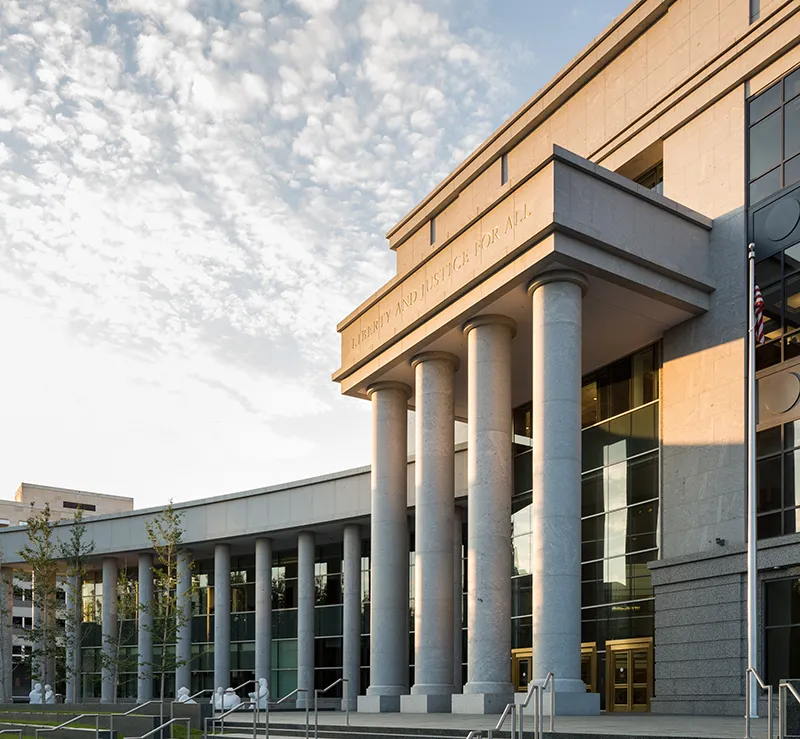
[341,697,357,712]
[451,692,512,714]
[358,694,401,712]
[515,690,600,716]
[401,694,452,713]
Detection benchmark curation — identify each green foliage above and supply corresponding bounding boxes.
[17,504,61,687]
[141,501,195,703]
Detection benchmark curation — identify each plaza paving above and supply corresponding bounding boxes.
[227,711,772,739]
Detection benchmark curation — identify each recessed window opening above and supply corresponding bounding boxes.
[63,501,96,511]
[429,217,436,245]
[501,153,509,185]
[750,0,760,22]
[635,163,664,195]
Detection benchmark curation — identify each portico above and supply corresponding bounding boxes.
[334,146,713,715]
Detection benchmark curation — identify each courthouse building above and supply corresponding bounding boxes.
[2,0,800,717]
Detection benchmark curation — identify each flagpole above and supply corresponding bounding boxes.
[747,242,758,720]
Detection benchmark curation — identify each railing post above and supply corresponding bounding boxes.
[314,688,319,739]
[746,669,752,739]
[304,690,309,739]
[265,695,270,739]
[779,684,784,739]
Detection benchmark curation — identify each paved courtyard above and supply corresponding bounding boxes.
[245,711,771,738]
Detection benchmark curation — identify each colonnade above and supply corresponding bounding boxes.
[363,270,592,714]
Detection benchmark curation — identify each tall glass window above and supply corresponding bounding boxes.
[513,343,660,706]
[755,243,800,370]
[756,421,800,539]
[748,66,800,205]
[764,577,800,686]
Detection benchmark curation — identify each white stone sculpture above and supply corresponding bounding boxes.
[44,684,55,704]
[28,683,43,704]
[176,686,195,704]
[213,686,224,711]
[255,678,268,710]
[222,687,240,710]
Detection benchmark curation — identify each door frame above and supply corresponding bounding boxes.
[605,637,654,712]
[511,648,532,692]
[581,642,598,693]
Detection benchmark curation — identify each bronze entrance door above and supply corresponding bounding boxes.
[606,638,653,712]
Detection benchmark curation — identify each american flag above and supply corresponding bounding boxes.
[754,285,765,345]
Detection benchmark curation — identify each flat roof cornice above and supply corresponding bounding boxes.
[384,0,677,250]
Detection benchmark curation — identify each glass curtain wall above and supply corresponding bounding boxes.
[512,343,660,709]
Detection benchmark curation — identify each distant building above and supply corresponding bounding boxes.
[1,484,132,700]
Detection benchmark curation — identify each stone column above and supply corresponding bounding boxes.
[297,531,315,709]
[101,557,118,704]
[214,543,231,691]
[64,574,81,704]
[402,352,458,714]
[0,567,14,703]
[137,553,153,703]
[529,271,598,714]
[452,315,516,715]
[453,507,463,694]
[359,381,411,713]
[176,549,193,694]
[342,524,361,711]
[255,538,272,688]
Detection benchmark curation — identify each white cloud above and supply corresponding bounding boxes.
[0,0,520,504]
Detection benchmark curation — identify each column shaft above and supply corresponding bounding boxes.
[362,382,411,713]
[342,524,361,710]
[453,507,463,694]
[297,531,315,708]
[176,550,193,693]
[138,553,154,703]
[64,574,80,704]
[214,544,231,690]
[530,272,586,693]
[101,558,118,703]
[404,353,457,713]
[255,538,272,685]
[453,316,515,714]
[0,567,13,703]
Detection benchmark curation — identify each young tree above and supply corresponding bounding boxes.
[140,502,194,715]
[0,550,14,703]
[101,567,138,701]
[59,510,95,703]
[18,504,60,689]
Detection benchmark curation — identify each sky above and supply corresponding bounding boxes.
[0,0,630,506]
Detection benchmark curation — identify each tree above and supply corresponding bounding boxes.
[140,502,194,715]
[0,550,13,702]
[18,504,61,689]
[100,567,138,701]
[59,510,95,703]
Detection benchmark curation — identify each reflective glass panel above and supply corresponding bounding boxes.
[750,82,782,123]
[751,111,783,180]
[750,168,782,205]
[787,154,800,188]
[786,97,800,160]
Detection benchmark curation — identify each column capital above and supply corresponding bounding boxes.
[410,351,460,372]
[527,269,588,297]
[367,380,412,399]
[462,314,517,338]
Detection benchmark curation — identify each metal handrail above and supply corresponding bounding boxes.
[778,681,800,739]
[171,690,216,721]
[541,672,556,734]
[519,683,540,739]
[487,702,516,739]
[276,689,309,739]
[746,668,773,739]
[0,732,23,739]
[130,717,190,739]
[34,713,100,739]
[313,678,349,739]
[111,699,168,733]
[232,681,256,700]
[465,733,482,739]
[205,700,256,739]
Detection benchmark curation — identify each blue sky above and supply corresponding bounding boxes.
[0,0,630,506]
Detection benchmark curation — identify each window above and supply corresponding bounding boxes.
[755,243,800,369]
[429,217,436,245]
[756,421,800,539]
[501,153,509,185]
[748,67,800,205]
[765,578,800,686]
[635,163,664,195]
[63,501,96,511]
[0,518,9,527]
[751,0,760,22]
